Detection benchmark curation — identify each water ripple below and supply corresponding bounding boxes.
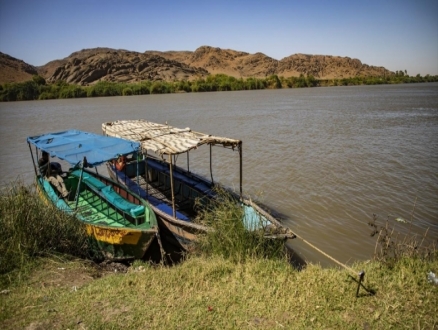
[1,83,437,264]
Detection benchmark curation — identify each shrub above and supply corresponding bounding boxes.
[194,188,286,263]
[150,81,166,94]
[132,83,150,95]
[89,81,122,97]
[38,92,56,100]
[12,81,40,101]
[175,81,191,92]
[368,213,437,268]
[266,75,282,89]
[0,182,91,274]
[32,75,46,85]
[59,85,87,98]
[122,87,133,96]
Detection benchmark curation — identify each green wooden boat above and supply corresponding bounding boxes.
[27,130,159,261]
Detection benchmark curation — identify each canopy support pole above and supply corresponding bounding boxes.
[187,151,190,173]
[145,151,149,197]
[74,159,85,210]
[136,152,140,196]
[210,144,214,185]
[169,154,176,218]
[239,142,243,199]
[28,143,38,177]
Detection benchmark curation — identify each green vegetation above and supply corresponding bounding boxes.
[320,73,438,86]
[368,213,437,268]
[0,182,437,329]
[1,254,437,329]
[1,73,437,102]
[0,182,93,277]
[194,188,286,263]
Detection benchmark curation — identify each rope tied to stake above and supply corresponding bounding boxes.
[293,232,372,297]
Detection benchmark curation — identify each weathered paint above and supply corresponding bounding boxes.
[92,233,156,260]
[158,216,198,250]
[85,225,142,245]
[35,175,157,260]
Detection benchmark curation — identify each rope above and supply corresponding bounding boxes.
[293,232,358,276]
[292,232,371,297]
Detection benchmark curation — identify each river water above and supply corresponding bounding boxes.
[1,83,437,266]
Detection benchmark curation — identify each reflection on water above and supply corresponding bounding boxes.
[1,83,437,265]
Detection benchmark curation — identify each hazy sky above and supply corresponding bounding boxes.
[1,0,437,75]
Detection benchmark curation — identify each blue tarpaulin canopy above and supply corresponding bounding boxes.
[27,130,140,166]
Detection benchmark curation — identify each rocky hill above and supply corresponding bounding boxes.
[0,52,38,84]
[0,46,394,85]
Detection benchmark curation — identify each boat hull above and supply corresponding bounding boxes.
[106,165,205,250]
[107,158,295,251]
[84,224,156,260]
[36,173,158,261]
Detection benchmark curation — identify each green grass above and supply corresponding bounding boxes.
[0,181,93,279]
[1,182,437,329]
[193,187,287,263]
[1,256,437,329]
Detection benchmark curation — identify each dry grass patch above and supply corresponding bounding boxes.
[1,256,437,329]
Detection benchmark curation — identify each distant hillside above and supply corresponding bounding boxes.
[0,52,38,84]
[148,46,391,80]
[1,46,394,85]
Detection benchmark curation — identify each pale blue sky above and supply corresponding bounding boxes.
[1,0,437,75]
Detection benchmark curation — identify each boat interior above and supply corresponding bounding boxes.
[111,157,216,220]
[42,169,154,229]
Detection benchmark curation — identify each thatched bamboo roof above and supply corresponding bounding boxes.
[102,119,241,155]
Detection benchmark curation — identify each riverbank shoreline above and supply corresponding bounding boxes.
[1,180,437,329]
[1,255,437,329]
[1,73,437,102]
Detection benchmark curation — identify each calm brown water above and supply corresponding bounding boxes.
[1,83,437,266]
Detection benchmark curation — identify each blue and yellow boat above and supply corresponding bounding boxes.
[27,130,158,260]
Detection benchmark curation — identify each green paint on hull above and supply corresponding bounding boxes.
[36,171,158,261]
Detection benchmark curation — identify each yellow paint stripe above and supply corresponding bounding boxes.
[86,225,142,245]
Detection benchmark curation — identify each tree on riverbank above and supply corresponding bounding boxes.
[1,73,437,102]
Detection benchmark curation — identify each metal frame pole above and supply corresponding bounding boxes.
[169,153,176,218]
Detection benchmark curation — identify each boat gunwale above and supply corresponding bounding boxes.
[106,162,210,232]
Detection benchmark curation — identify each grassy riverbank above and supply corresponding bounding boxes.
[1,183,437,329]
[2,256,437,329]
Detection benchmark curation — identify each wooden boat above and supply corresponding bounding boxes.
[27,130,159,260]
[102,120,295,250]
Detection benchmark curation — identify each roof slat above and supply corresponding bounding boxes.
[102,120,241,155]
